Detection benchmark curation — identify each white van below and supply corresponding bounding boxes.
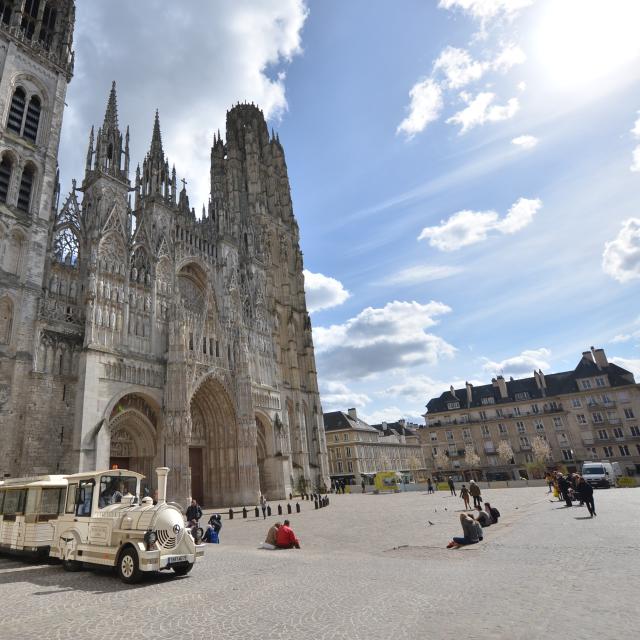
[581,461,622,488]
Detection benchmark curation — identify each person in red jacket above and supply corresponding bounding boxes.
[275,519,301,549]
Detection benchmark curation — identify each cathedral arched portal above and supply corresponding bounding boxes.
[256,413,281,499]
[106,393,159,490]
[189,376,241,507]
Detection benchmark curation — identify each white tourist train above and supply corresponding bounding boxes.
[0,467,205,583]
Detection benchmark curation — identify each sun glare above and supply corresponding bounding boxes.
[534,0,640,91]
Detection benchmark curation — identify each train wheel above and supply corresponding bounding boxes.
[117,547,142,584]
[172,562,194,576]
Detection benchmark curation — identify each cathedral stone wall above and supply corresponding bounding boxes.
[0,1,329,507]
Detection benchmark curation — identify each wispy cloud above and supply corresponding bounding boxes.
[512,134,538,149]
[418,197,541,251]
[447,91,519,134]
[378,264,464,286]
[438,0,534,22]
[482,347,552,376]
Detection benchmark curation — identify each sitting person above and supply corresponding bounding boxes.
[473,505,492,527]
[261,522,281,549]
[484,502,500,523]
[205,513,222,543]
[186,499,202,527]
[447,513,482,548]
[275,519,301,549]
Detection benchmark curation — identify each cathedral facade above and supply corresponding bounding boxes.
[0,1,329,506]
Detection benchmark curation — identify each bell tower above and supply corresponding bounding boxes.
[0,1,75,476]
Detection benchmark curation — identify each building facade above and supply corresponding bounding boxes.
[421,348,640,480]
[324,409,426,484]
[0,1,329,506]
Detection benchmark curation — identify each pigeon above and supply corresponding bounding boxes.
[428,521,435,526]
[444,507,448,511]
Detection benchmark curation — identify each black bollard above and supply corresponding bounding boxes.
[326,495,330,506]
[289,492,293,501]
[277,504,283,516]
[287,503,292,514]
[267,505,272,516]
[314,499,319,510]
[228,507,234,520]
[242,506,247,519]
[296,502,300,513]
[255,506,260,518]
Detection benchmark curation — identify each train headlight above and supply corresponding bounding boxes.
[144,530,157,549]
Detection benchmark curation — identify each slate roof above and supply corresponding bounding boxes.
[426,354,636,414]
[323,411,378,433]
[370,421,420,437]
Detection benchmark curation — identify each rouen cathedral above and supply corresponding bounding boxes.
[0,1,329,505]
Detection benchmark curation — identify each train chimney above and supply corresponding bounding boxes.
[156,467,169,504]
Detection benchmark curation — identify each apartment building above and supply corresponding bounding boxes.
[324,409,426,484]
[421,348,640,480]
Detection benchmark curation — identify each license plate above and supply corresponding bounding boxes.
[167,555,187,565]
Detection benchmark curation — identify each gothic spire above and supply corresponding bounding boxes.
[149,110,164,160]
[103,81,119,131]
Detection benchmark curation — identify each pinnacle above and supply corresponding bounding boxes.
[103,80,118,130]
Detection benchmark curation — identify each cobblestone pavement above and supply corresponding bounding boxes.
[1,486,638,640]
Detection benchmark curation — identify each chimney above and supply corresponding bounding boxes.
[582,350,594,363]
[465,381,473,406]
[449,385,457,399]
[495,375,508,399]
[534,370,541,389]
[538,369,546,389]
[347,407,357,420]
[156,467,169,505]
[591,347,608,369]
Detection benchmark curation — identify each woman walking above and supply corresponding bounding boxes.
[469,479,482,508]
[460,484,471,510]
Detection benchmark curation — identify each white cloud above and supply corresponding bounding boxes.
[319,381,370,411]
[496,197,541,233]
[610,357,640,380]
[397,79,443,138]
[602,218,640,283]
[433,47,486,89]
[314,300,456,380]
[418,197,541,251]
[359,407,425,426]
[379,264,463,286]
[303,270,350,313]
[447,91,519,133]
[631,112,640,172]
[492,43,526,71]
[438,0,533,21]
[512,134,538,149]
[482,347,552,376]
[61,0,309,211]
[611,333,636,344]
[517,81,527,92]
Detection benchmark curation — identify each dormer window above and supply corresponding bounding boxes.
[447,401,460,410]
[515,392,530,401]
[481,396,495,405]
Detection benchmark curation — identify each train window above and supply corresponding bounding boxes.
[0,489,4,513]
[65,483,77,514]
[75,480,94,517]
[26,488,38,513]
[40,488,64,515]
[2,489,26,518]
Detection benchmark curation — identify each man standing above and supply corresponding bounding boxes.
[469,480,482,508]
[186,499,202,527]
[275,519,301,549]
[361,478,366,493]
[448,477,456,496]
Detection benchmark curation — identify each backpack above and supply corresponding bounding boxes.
[490,507,500,520]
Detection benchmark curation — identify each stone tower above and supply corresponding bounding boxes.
[0,4,329,506]
[0,0,75,471]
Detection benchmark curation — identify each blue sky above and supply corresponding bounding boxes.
[60,0,640,423]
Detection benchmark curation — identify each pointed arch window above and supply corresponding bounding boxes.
[0,155,13,203]
[0,297,12,344]
[54,226,79,266]
[0,1,12,25]
[39,3,57,50]
[17,165,35,212]
[7,87,26,134]
[23,95,41,142]
[20,0,39,39]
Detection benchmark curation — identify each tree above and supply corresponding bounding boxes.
[464,445,481,479]
[433,450,450,472]
[408,455,422,482]
[497,440,515,466]
[528,436,553,479]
